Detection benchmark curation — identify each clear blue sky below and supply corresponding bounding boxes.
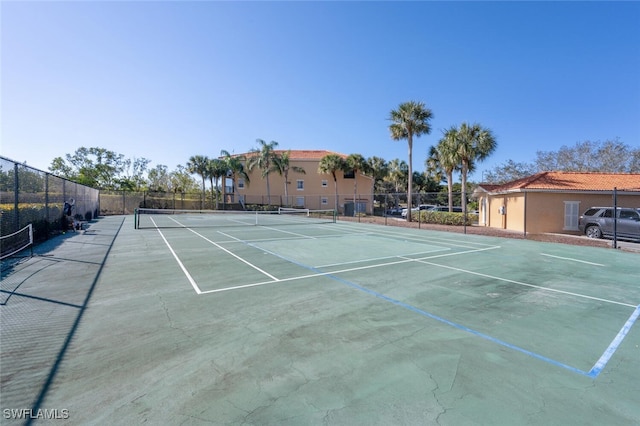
[2,1,639,182]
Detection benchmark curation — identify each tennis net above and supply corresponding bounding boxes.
[1,224,33,260]
[134,208,337,229]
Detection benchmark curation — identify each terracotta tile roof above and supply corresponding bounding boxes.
[482,171,640,192]
[229,150,347,160]
[274,150,347,160]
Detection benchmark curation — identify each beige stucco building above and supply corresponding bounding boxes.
[474,172,640,235]
[229,150,375,214]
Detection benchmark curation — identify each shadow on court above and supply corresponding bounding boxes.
[1,214,639,425]
[0,216,124,425]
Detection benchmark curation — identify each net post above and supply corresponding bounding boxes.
[134,208,138,229]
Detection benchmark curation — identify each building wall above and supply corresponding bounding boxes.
[484,193,525,232]
[233,157,374,212]
[524,193,567,234]
[480,191,640,235]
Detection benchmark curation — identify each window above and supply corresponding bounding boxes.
[296,179,304,190]
[296,197,304,207]
[321,197,328,205]
[343,170,355,179]
[237,179,245,189]
[619,209,640,220]
[321,180,328,188]
[583,208,601,217]
[564,201,580,230]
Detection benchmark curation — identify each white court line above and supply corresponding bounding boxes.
[200,245,501,294]
[151,218,202,294]
[215,233,345,245]
[164,215,279,281]
[315,248,451,268]
[404,256,636,308]
[539,253,606,266]
[335,222,498,249]
[254,225,317,239]
[184,227,280,281]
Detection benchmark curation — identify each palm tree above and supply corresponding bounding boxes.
[246,139,279,206]
[345,153,369,216]
[427,131,461,212]
[186,155,210,209]
[451,122,497,214]
[388,101,433,221]
[205,158,227,209]
[367,156,389,193]
[220,150,250,206]
[318,154,346,213]
[386,158,408,193]
[273,150,306,206]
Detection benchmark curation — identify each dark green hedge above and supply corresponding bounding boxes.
[414,211,478,226]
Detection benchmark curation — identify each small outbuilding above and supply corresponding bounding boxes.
[474,171,640,236]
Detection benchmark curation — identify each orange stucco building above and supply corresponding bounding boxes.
[228,150,375,214]
[474,172,640,235]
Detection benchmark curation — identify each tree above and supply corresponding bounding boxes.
[148,165,171,192]
[170,165,199,193]
[130,157,151,191]
[485,138,639,183]
[345,153,370,216]
[273,150,305,206]
[49,147,127,189]
[412,171,440,194]
[220,150,250,206]
[535,138,639,173]
[205,158,227,209]
[367,156,389,193]
[49,157,74,179]
[483,160,537,184]
[318,154,346,213]
[427,132,460,211]
[450,122,497,213]
[388,101,433,221]
[385,158,408,193]
[246,139,279,206]
[187,155,210,209]
[119,157,151,191]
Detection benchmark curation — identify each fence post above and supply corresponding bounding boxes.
[384,193,388,225]
[613,187,618,249]
[13,162,19,232]
[45,173,50,231]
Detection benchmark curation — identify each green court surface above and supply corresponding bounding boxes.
[1,214,639,425]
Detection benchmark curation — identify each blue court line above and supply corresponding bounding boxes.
[246,240,638,378]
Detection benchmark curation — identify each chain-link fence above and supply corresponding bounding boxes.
[0,156,100,242]
[99,190,475,220]
[99,190,212,215]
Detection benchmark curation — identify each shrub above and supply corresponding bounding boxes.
[414,210,478,226]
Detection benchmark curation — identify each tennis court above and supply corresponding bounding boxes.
[1,212,639,425]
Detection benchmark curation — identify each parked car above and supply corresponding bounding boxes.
[401,204,437,218]
[428,206,464,213]
[385,207,403,216]
[578,207,640,241]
